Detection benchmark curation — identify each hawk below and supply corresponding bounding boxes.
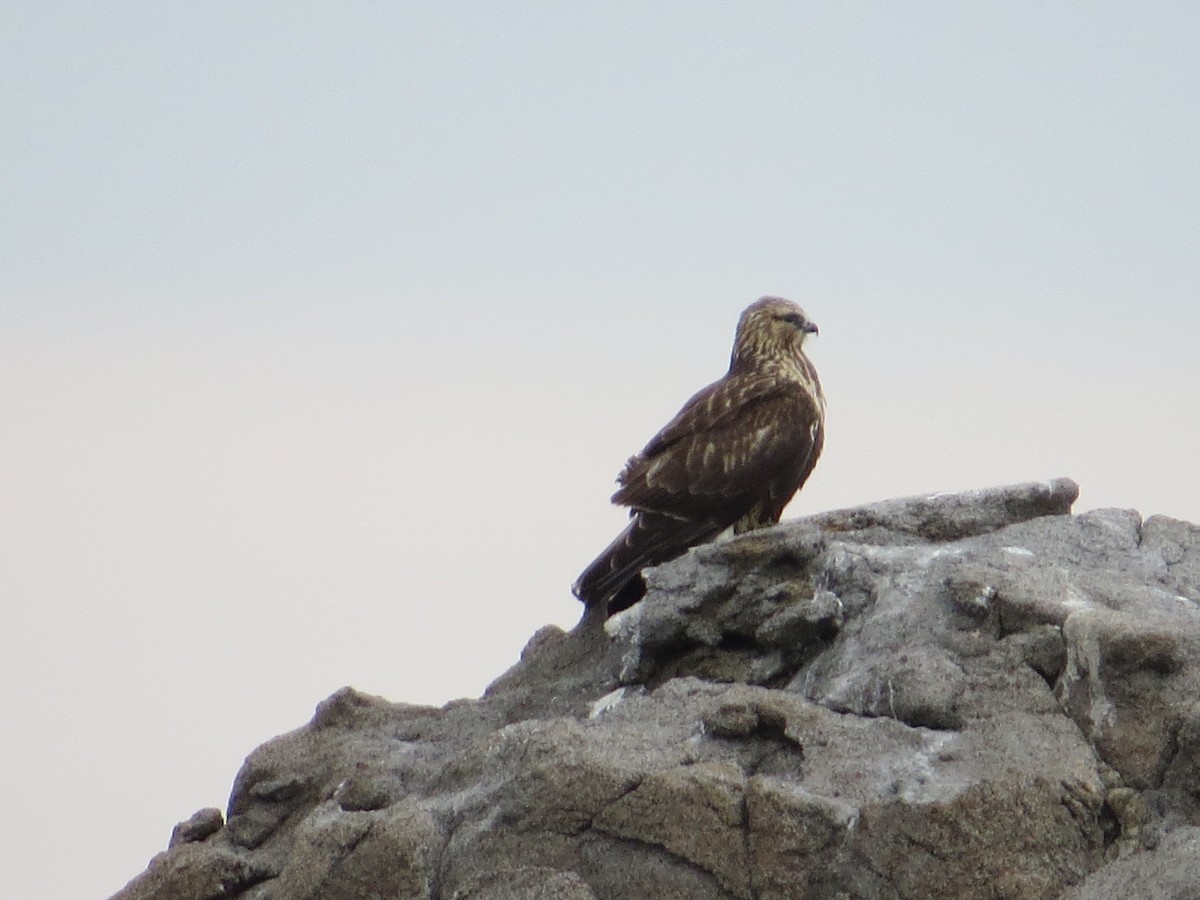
[573,296,826,618]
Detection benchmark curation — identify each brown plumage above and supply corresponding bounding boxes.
[573,296,826,618]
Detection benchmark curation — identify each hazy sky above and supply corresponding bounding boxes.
[3,4,1198,897]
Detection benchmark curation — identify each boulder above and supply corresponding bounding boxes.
[112,479,1200,899]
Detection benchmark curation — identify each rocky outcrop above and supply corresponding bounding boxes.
[112,479,1200,900]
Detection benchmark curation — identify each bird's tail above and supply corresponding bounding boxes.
[572,512,720,617]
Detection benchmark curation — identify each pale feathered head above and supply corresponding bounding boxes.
[730,296,818,372]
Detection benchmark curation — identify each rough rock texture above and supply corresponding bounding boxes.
[112,479,1200,900]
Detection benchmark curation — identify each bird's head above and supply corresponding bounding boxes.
[730,296,818,370]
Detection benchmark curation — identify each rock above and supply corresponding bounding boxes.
[169,808,224,848]
[1062,826,1200,900]
[111,843,271,900]
[266,800,441,899]
[592,759,750,897]
[451,867,598,899]
[110,479,1200,900]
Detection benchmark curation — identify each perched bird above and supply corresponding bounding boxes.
[573,296,826,618]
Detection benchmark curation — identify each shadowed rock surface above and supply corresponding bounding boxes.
[112,479,1200,900]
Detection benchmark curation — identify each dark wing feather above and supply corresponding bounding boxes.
[735,410,825,531]
[614,372,821,522]
[571,511,724,613]
[575,367,824,616]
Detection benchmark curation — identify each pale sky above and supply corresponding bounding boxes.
[2,4,1198,898]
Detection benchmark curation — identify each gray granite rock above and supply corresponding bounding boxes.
[111,479,1200,900]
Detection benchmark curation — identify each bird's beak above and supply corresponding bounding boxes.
[804,322,819,336]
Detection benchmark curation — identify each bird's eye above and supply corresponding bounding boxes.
[778,312,804,327]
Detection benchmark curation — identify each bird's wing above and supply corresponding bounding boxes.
[613,372,821,522]
[571,510,723,612]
